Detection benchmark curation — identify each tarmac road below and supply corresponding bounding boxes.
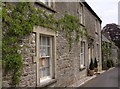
[80,67,119,87]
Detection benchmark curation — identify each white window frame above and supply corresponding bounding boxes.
[40,0,48,4]
[80,41,85,69]
[79,3,84,24]
[33,26,56,86]
[96,44,99,61]
[40,0,54,7]
[88,47,91,65]
[39,35,52,82]
[95,19,98,33]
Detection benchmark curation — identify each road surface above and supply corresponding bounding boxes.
[81,67,119,87]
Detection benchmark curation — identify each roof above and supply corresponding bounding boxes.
[102,35,110,42]
[35,1,102,23]
[82,1,102,23]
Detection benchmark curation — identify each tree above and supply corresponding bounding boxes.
[102,23,120,48]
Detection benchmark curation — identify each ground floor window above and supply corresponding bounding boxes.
[33,26,56,85]
[80,41,85,69]
[96,44,99,60]
[39,35,52,82]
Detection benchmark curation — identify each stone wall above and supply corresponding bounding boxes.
[54,29,87,87]
[83,4,102,70]
[111,45,119,65]
[2,33,37,87]
[18,33,37,87]
[2,2,102,87]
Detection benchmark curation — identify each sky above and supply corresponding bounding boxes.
[85,0,120,28]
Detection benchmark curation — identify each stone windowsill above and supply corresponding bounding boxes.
[39,79,57,87]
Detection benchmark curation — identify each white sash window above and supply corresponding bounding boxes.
[39,35,52,82]
[33,26,56,85]
[80,41,85,69]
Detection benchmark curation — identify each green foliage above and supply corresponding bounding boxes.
[102,42,112,61]
[94,58,98,68]
[2,2,88,86]
[110,60,114,67]
[102,42,113,69]
[107,60,112,68]
[102,42,112,69]
[59,13,87,51]
[102,60,108,70]
[2,2,57,86]
[89,59,94,70]
[102,59,114,70]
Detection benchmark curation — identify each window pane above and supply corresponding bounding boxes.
[81,54,83,64]
[40,46,46,56]
[40,0,48,4]
[40,58,45,67]
[40,68,44,78]
[47,37,50,45]
[46,47,50,56]
[40,58,50,78]
[39,35,52,80]
[42,36,47,45]
[46,58,50,66]
[45,58,50,76]
[81,42,83,53]
[80,41,85,67]
[46,67,50,76]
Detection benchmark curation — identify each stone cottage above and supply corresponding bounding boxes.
[2,1,102,87]
[102,35,118,69]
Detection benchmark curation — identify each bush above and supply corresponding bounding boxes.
[94,58,98,68]
[102,60,108,70]
[102,61,109,70]
[110,60,114,67]
[89,59,94,70]
[107,60,112,68]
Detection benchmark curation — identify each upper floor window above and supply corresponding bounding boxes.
[40,0,54,7]
[40,0,48,4]
[95,19,98,33]
[78,3,84,24]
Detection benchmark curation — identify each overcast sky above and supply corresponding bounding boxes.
[85,0,119,28]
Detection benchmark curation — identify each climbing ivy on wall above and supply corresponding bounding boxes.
[59,14,87,50]
[102,42,112,69]
[2,2,88,86]
[2,2,57,86]
[102,42,112,60]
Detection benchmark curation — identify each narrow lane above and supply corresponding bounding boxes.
[81,67,118,87]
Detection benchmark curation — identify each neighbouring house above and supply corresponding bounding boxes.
[101,23,120,67]
[102,35,118,69]
[2,1,102,87]
[111,44,119,65]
